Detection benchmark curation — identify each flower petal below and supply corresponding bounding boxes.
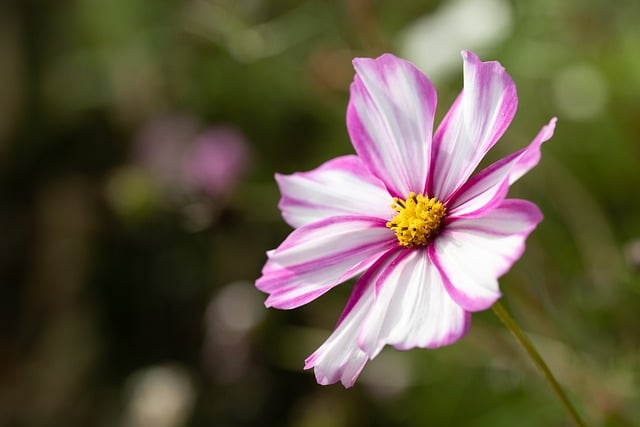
[430,199,542,311]
[358,249,471,358]
[449,199,543,236]
[304,250,398,387]
[507,118,557,185]
[256,216,395,309]
[447,118,557,218]
[347,53,437,197]
[276,155,393,228]
[430,50,518,201]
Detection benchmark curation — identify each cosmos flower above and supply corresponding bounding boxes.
[256,51,556,387]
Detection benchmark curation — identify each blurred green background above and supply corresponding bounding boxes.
[1,0,639,426]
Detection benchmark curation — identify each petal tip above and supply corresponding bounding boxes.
[376,52,400,63]
[461,50,477,61]
[341,379,356,388]
[262,294,275,308]
[462,50,509,76]
[352,56,372,69]
[353,53,399,66]
[273,172,285,184]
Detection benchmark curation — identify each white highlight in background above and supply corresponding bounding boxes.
[399,0,512,82]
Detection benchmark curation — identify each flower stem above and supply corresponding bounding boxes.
[491,301,587,427]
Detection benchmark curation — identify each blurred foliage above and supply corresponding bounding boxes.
[1,0,640,426]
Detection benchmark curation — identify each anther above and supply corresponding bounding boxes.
[386,192,446,247]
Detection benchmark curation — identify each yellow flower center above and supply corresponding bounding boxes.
[386,192,446,247]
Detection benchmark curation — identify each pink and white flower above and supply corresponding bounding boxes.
[256,51,556,387]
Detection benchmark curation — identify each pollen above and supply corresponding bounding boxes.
[386,192,446,247]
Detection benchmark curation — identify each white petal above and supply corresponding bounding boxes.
[358,249,470,358]
[256,216,394,309]
[429,232,502,312]
[507,117,557,185]
[447,118,556,218]
[430,199,542,311]
[347,54,437,197]
[304,251,398,387]
[276,155,393,228]
[449,199,543,237]
[430,50,518,201]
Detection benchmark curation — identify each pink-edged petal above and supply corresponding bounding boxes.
[430,50,518,201]
[276,155,393,228]
[449,199,543,236]
[256,216,395,309]
[347,54,437,197]
[507,118,557,185]
[305,250,398,387]
[430,199,542,311]
[358,249,471,358]
[447,118,557,218]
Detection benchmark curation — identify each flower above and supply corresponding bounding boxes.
[134,117,252,201]
[181,126,252,200]
[256,51,556,387]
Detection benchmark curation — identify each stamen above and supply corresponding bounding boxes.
[385,192,446,247]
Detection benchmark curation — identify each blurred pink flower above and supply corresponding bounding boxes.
[134,117,251,201]
[182,127,252,199]
[255,51,556,387]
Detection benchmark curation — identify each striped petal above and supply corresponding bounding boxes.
[347,53,437,198]
[304,250,398,387]
[276,155,393,228]
[430,199,542,311]
[430,50,518,201]
[358,249,470,358]
[256,216,395,309]
[447,118,557,218]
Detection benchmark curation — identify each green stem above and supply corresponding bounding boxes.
[492,301,587,427]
